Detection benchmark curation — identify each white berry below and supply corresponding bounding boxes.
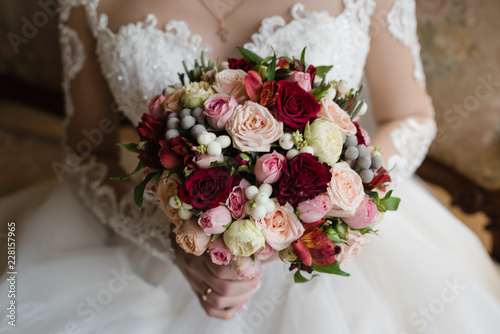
[208,132,217,141]
[259,184,273,197]
[244,202,253,215]
[337,80,350,95]
[264,198,275,212]
[254,193,269,205]
[178,208,193,220]
[279,133,294,150]
[300,146,314,155]
[356,101,368,116]
[215,135,231,149]
[252,206,267,220]
[169,196,179,209]
[286,149,300,160]
[207,141,222,157]
[325,87,337,100]
[197,131,212,145]
[245,186,259,200]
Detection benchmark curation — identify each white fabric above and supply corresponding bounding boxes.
[1,1,500,333]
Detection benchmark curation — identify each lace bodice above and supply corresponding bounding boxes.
[58,0,436,260]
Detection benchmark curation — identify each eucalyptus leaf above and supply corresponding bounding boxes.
[315,65,333,79]
[116,143,141,154]
[310,262,350,277]
[110,161,145,181]
[236,47,263,62]
[134,172,160,209]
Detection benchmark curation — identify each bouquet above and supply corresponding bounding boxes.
[116,47,400,282]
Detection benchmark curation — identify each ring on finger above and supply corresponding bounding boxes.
[202,287,213,302]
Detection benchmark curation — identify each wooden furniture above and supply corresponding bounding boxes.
[417,158,500,262]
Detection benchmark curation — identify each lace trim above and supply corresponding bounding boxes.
[65,151,174,261]
[244,0,376,88]
[95,14,209,125]
[59,24,85,119]
[387,0,426,88]
[387,115,437,186]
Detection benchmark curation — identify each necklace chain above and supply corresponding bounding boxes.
[200,0,245,42]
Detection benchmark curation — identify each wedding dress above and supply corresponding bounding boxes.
[1,1,500,333]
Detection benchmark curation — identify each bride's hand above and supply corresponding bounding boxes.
[173,243,262,320]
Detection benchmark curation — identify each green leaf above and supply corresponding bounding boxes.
[300,47,307,63]
[116,143,141,154]
[311,86,330,101]
[315,65,333,79]
[354,226,374,235]
[365,190,380,202]
[110,161,146,181]
[236,47,263,62]
[267,50,277,81]
[134,172,160,209]
[310,262,350,277]
[381,197,401,211]
[293,270,318,283]
[209,161,231,169]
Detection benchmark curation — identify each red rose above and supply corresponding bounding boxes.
[228,58,255,72]
[137,113,166,169]
[293,221,336,267]
[158,137,193,170]
[274,153,331,206]
[178,167,241,210]
[273,81,320,130]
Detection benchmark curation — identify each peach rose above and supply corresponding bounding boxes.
[162,88,184,114]
[337,231,370,266]
[254,199,305,251]
[233,256,263,279]
[297,194,333,223]
[317,97,357,136]
[156,172,184,227]
[173,218,211,256]
[213,69,249,103]
[327,162,364,217]
[226,101,283,152]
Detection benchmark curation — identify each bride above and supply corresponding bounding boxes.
[1,0,500,333]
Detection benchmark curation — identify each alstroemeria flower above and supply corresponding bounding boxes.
[244,70,263,102]
[293,221,336,267]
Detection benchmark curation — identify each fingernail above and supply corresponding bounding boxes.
[235,305,247,317]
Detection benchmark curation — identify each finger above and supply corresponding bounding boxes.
[203,289,254,310]
[199,297,246,320]
[205,274,261,297]
[203,258,242,280]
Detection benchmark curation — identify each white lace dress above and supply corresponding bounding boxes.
[1,1,500,333]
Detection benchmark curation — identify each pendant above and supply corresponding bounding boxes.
[200,0,245,42]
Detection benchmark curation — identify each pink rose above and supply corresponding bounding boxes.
[287,72,312,92]
[203,93,238,130]
[254,151,286,184]
[326,162,364,217]
[198,205,233,235]
[162,88,184,113]
[193,152,224,169]
[318,97,357,136]
[226,178,251,219]
[213,69,249,103]
[173,219,211,256]
[343,195,379,228]
[226,101,283,152]
[255,243,275,261]
[337,231,370,266]
[233,256,263,279]
[208,237,233,265]
[254,199,305,251]
[297,194,333,223]
[147,94,167,120]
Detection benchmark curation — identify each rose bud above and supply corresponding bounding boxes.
[232,153,251,169]
[198,205,233,235]
[208,237,233,265]
[254,151,286,184]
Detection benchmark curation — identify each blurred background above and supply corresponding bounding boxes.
[0,0,499,260]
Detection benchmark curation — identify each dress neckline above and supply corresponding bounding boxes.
[94,2,351,52]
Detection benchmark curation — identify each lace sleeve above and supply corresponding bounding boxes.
[58,0,173,261]
[366,0,437,187]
